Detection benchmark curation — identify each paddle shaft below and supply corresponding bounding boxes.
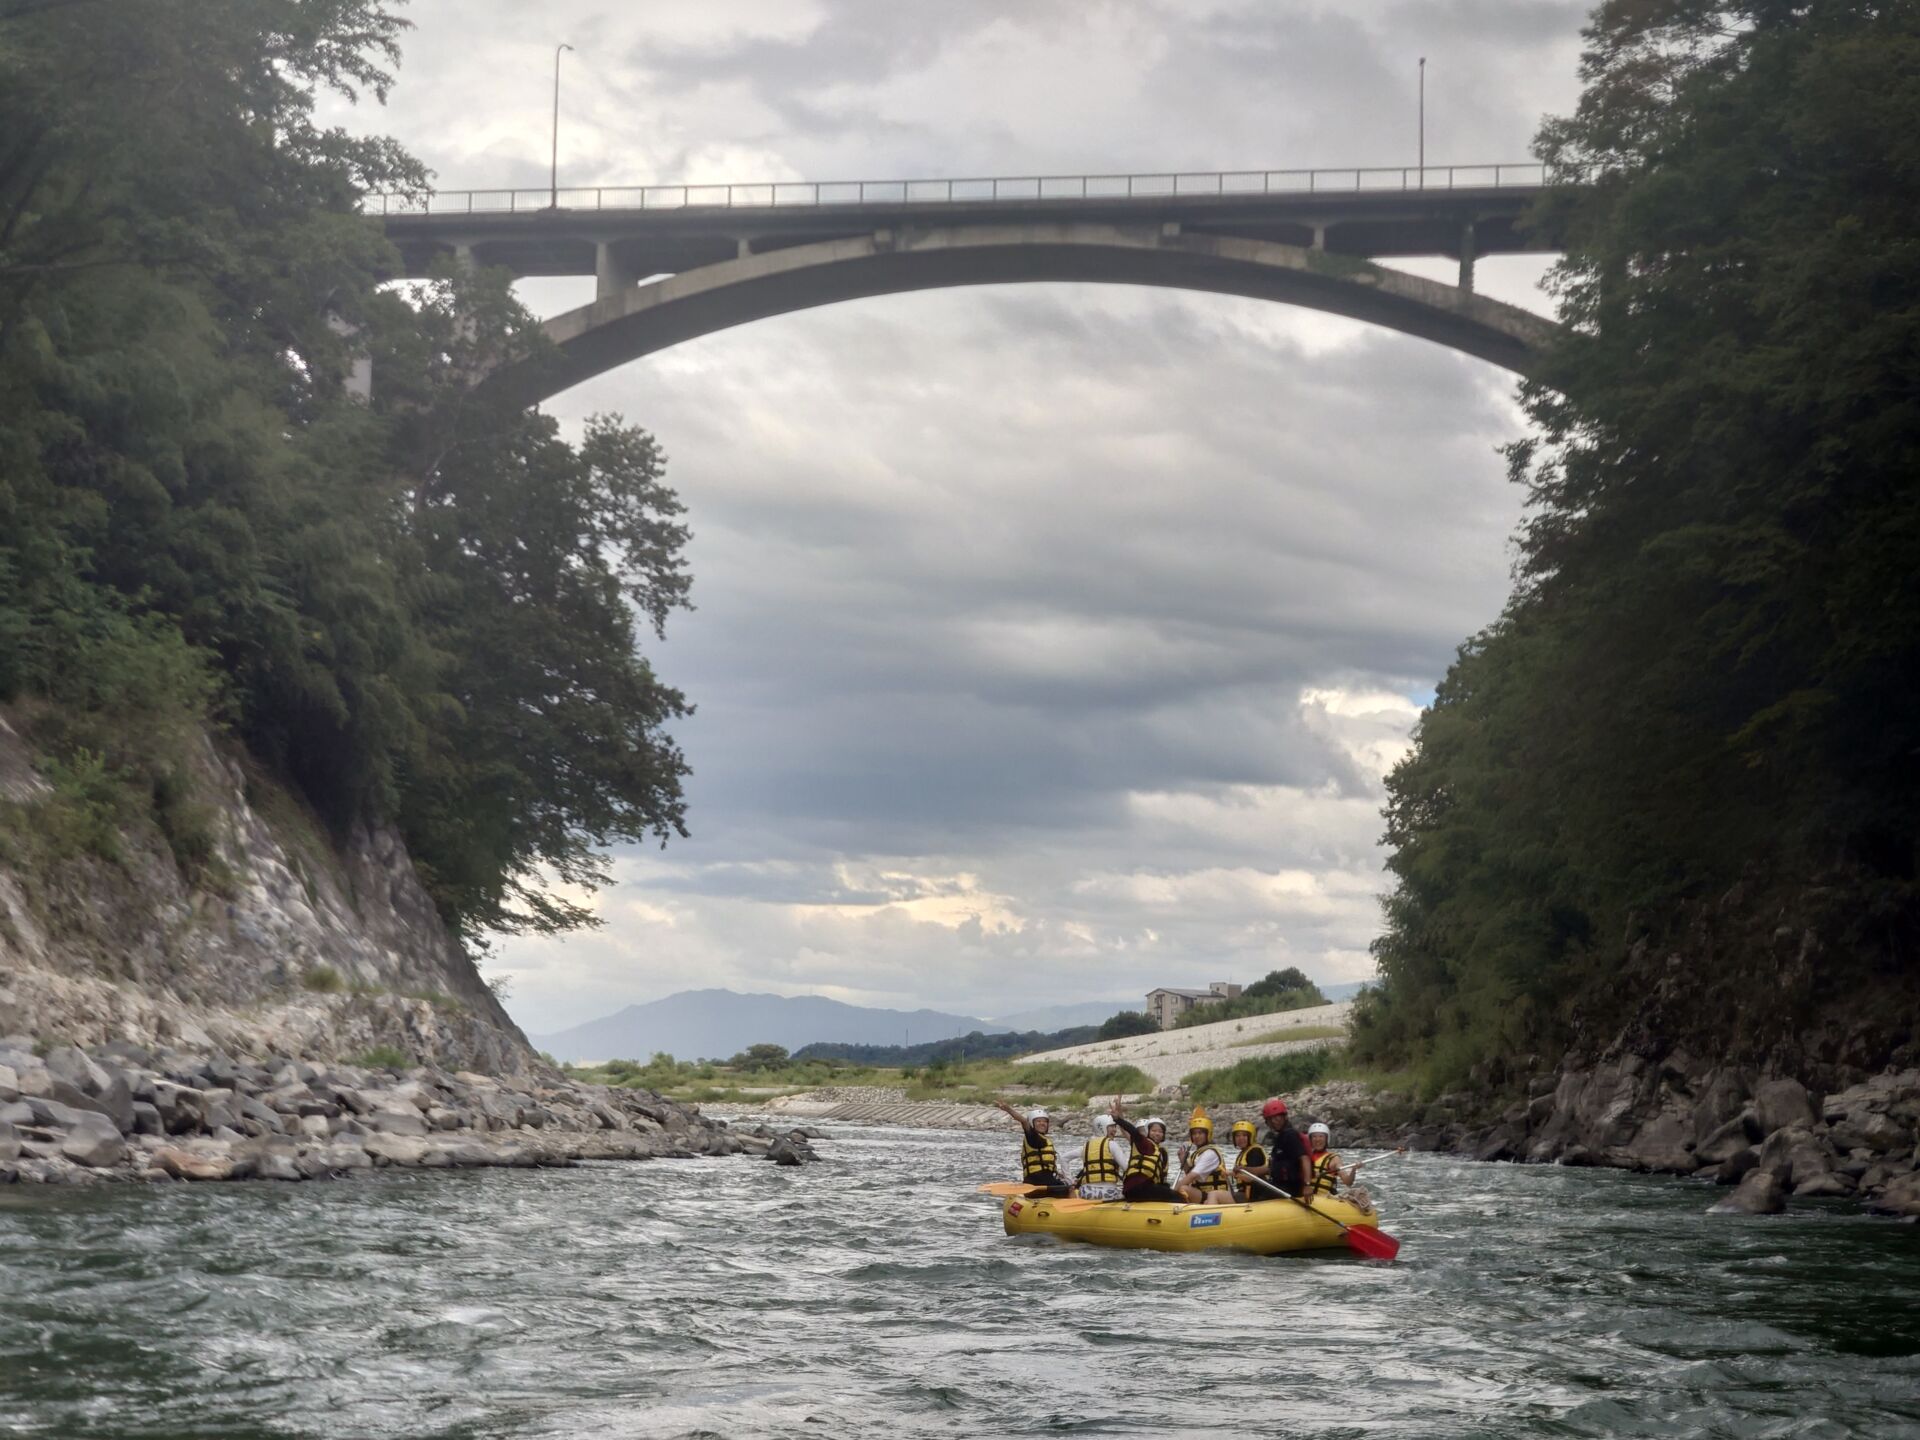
[1237,1170,1353,1230]
[1348,1148,1408,1172]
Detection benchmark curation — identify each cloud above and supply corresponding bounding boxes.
[324,0,1585,1032]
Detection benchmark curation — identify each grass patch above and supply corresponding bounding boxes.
[1182,1045,1339,1102]
[1231,1023,1347,1048]
[904,1057,1154,1106]
[302,965,345,993]
[351,1046,411,1070]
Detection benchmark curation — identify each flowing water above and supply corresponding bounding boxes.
[2,1123,1917,1439]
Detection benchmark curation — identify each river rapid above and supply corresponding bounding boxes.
[3,1122,1917,1439]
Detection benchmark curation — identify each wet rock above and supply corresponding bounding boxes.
[1865,1171,1920,1218]
[1619,1113,1696,1172]
[1715,1146,1761,1185]
[1757,1124,1831,1189]
[1753,1078,1815,1137]
[1792,1172,1853,1199]
[1710,1167,1786,1215]
[766,1131,818,1166]
[1695,1112,1761,1166]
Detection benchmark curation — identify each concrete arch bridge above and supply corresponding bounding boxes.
[374,164,1566,405]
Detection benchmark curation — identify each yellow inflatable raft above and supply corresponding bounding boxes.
[1000,1193,1382,1255]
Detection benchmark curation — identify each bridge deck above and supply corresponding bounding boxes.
[379,173,1558,281]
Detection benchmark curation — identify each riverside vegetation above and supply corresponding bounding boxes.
[1340,0,1920,1218]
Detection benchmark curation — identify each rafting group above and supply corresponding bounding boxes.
[984,1095,1405,1258]
[993,1095,1377,1207]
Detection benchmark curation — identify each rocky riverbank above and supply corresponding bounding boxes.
[0,1035,819,1186]
[1286,1064,1920,1220]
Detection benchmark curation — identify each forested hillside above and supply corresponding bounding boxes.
[1353,0,1920,1088]
[0,1,691,944]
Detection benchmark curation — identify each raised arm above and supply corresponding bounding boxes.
[993,1099,1029,1134]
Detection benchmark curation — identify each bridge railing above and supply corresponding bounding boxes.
[368,163,1557,216]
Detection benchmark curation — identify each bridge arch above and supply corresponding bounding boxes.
[493,223,1558,407]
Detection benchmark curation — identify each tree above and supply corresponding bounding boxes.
[1354,0,1920,1081]
[729,1043,790,1072]
[1096,1010,1159,1040]
[1244,967,1316,1000]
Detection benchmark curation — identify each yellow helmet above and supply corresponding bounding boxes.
[1230,1119,1256,1141]
[1187,1106,1213,1138]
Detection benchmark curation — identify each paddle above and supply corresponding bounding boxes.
[977,1182,1046,1197]
[1347,1147,1409,1174]
[1237,1171,1401,1260]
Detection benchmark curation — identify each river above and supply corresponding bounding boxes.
[3,1122,1916,1438]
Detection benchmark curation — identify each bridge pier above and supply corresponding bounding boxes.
[1458,222,1477,294]
[596,242,639,300]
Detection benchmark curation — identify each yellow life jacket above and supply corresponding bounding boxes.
[1308,1150,1341,1196]
[1125,1139,1167,1186]
[1229,1143,1265,1195]
[1021,1133,1060,1184]
[1187,1142,1227,1189]
[1080,1136,1120,1184]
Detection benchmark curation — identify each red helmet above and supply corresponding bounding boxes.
[1261,1097,1288,1122]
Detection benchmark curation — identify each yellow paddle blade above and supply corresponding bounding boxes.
[977,1182,1044,1197]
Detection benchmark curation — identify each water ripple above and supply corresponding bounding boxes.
[2,1127,1917,1438]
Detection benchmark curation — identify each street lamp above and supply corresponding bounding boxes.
[1413,57,1428,186]
[551,42,574,209]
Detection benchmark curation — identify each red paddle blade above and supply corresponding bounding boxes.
[1345,1224,1401,1261]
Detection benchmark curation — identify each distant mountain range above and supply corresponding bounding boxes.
[984,1000,1137,1032]
[527,988,1008,1063]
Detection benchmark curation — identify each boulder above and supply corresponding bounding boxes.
[1618,1113,1695,1172]
[1753,1078,1815,1137]
[0,1063,17,1102]
[1709,1167,1786,1215]
[1757,1124,1832,1189]
[1696,1112,1762,1166]
[153,1145,235,1182]
[129,1102,163,1137]
[44,1045,110,1097]
[362,1133,430,1166]
[1865,1171,1920,1219]
[1792,1172,1854,1199]
[0,1119,18,1163]
[370,1110,428,1137]
[60,1115,126,1169]
[95,1071,137,1135]
[1714,1146,1761,1185]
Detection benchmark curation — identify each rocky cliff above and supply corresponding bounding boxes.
[0,710,530,1074]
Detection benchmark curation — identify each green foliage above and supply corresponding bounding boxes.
[1356,0,1920,1073]
[1182,1046,1338,1103]
[352,1046,410,1070]
[1095,1010,1159,1040]
[0,3,693,943]
[35,749,130,861]
[728,1043,791,1072]
[1231,1023,1346,1048]
[795,1025,1099,1066]
[302,966,345,994]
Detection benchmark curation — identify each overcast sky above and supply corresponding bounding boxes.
[332,0,1590,1033]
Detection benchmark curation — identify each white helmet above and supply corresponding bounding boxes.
[1307,1121,1330,1138]
[1027,1108,1049,1123]
[1142,1116,1167,1132]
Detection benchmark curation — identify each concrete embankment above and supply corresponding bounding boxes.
[0,1035,821,1186]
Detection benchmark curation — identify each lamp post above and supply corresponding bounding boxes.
[1413,57,1428,187]
[551,42,573,209]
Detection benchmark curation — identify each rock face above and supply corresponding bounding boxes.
[0,717,527,1073]
[0,1036,760,1187]
[1290,1056,1920,1221]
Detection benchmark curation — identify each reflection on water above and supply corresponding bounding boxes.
[2,1124,1917,1438]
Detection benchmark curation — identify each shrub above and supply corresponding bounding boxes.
[302,966,345,993]
[1096,1010,1159,1040]
[1181,1046,1339,1103]
[352,1045,410,1070]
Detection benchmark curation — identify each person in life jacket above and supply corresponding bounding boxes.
[1174,1106,1232,1204]
[1258,1097,1312,1199]
[1108,1096,1180,1203]
[1225,1118,1266,1202]
[993,1099,1070,1197]
[1304,1121,1352,1197]
[1075,1114,1126,1199]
